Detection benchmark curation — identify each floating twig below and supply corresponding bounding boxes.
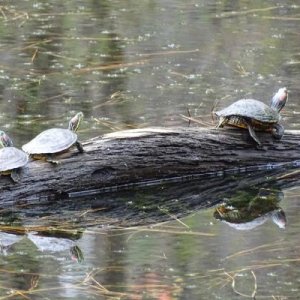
[138,48,199,58]
[187,108,191,126]
[73,60,148,74]
[112,226,215,237]
[215,6,282,18]
[222,240,285,261]
[262,16,300,21]
[31,48,38,63]
[224,270,257,298]
[158,206,190,229]
[180,114,213,127]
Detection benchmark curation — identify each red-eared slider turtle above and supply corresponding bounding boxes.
[0,131,28,182]
[215,87,288,146]
[22,112,84,163]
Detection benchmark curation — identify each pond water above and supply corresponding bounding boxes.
[0,0,300,299]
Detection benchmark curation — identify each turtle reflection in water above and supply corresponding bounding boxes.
[27,232,84,263]
[214,188,286,230]
[215,87,288,146]
[0,131,28,182]
[22,112,84,164]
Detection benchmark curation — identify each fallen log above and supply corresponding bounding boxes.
[1,126,300,203]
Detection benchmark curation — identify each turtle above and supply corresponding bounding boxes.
[22,112,84,163]
[0,130,28,182]
[215,87,288,146]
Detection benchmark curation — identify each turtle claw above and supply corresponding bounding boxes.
[10,170,20,183]
[272,124,284,140]
[47,159,60,165]
[256,144,267,151]
[75,141,84,153]
[46,156,60,165]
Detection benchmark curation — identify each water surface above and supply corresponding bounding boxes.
[0,1,300,299]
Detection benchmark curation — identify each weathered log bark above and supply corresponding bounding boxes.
[1,127,300,203]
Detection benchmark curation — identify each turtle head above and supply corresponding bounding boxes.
[68,112,84,132]
[0,130,13,148]
[270,87,288,113]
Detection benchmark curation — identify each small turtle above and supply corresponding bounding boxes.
[0,131,28,182]
[22,112,84,163]
[215,87,288,145]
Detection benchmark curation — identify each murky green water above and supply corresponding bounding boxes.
[0,0,300,299]
[1,184,299,299]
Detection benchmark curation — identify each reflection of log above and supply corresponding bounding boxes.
[1,127,300,203]
[4,167,300,228]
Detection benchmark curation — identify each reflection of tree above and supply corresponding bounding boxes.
[93,32,128,120]
[2,4,70,143]
[97,233,127,296]
[125,270,181,300]
[84,230,184,299]
[0,1,295,144]
[0,1,131,144]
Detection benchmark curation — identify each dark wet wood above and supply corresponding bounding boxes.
[7,166,300,228]
[1,127,300,204]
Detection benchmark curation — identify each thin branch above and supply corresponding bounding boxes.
[224,270,257,298]
[158,206,190,229]
[222,240,284,260]
[215,6,282,19]
[251,271,257,298]
[73,60,148,74]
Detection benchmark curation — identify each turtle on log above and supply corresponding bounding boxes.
[22,112,84,163]
[215,87,288,146]
[0,131,28,182]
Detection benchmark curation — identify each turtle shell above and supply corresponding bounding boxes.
[0,147,28,172]
[22,128,77,154]
[215,99,280,124]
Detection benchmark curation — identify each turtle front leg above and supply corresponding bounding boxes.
[216,117,227,128]
[245,120,262,146]
[272,124,284,140]
[75,141,84,153]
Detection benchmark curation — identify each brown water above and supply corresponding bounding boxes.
[0,1,300,299]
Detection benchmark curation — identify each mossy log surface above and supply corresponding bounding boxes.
[1,127,300,204]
